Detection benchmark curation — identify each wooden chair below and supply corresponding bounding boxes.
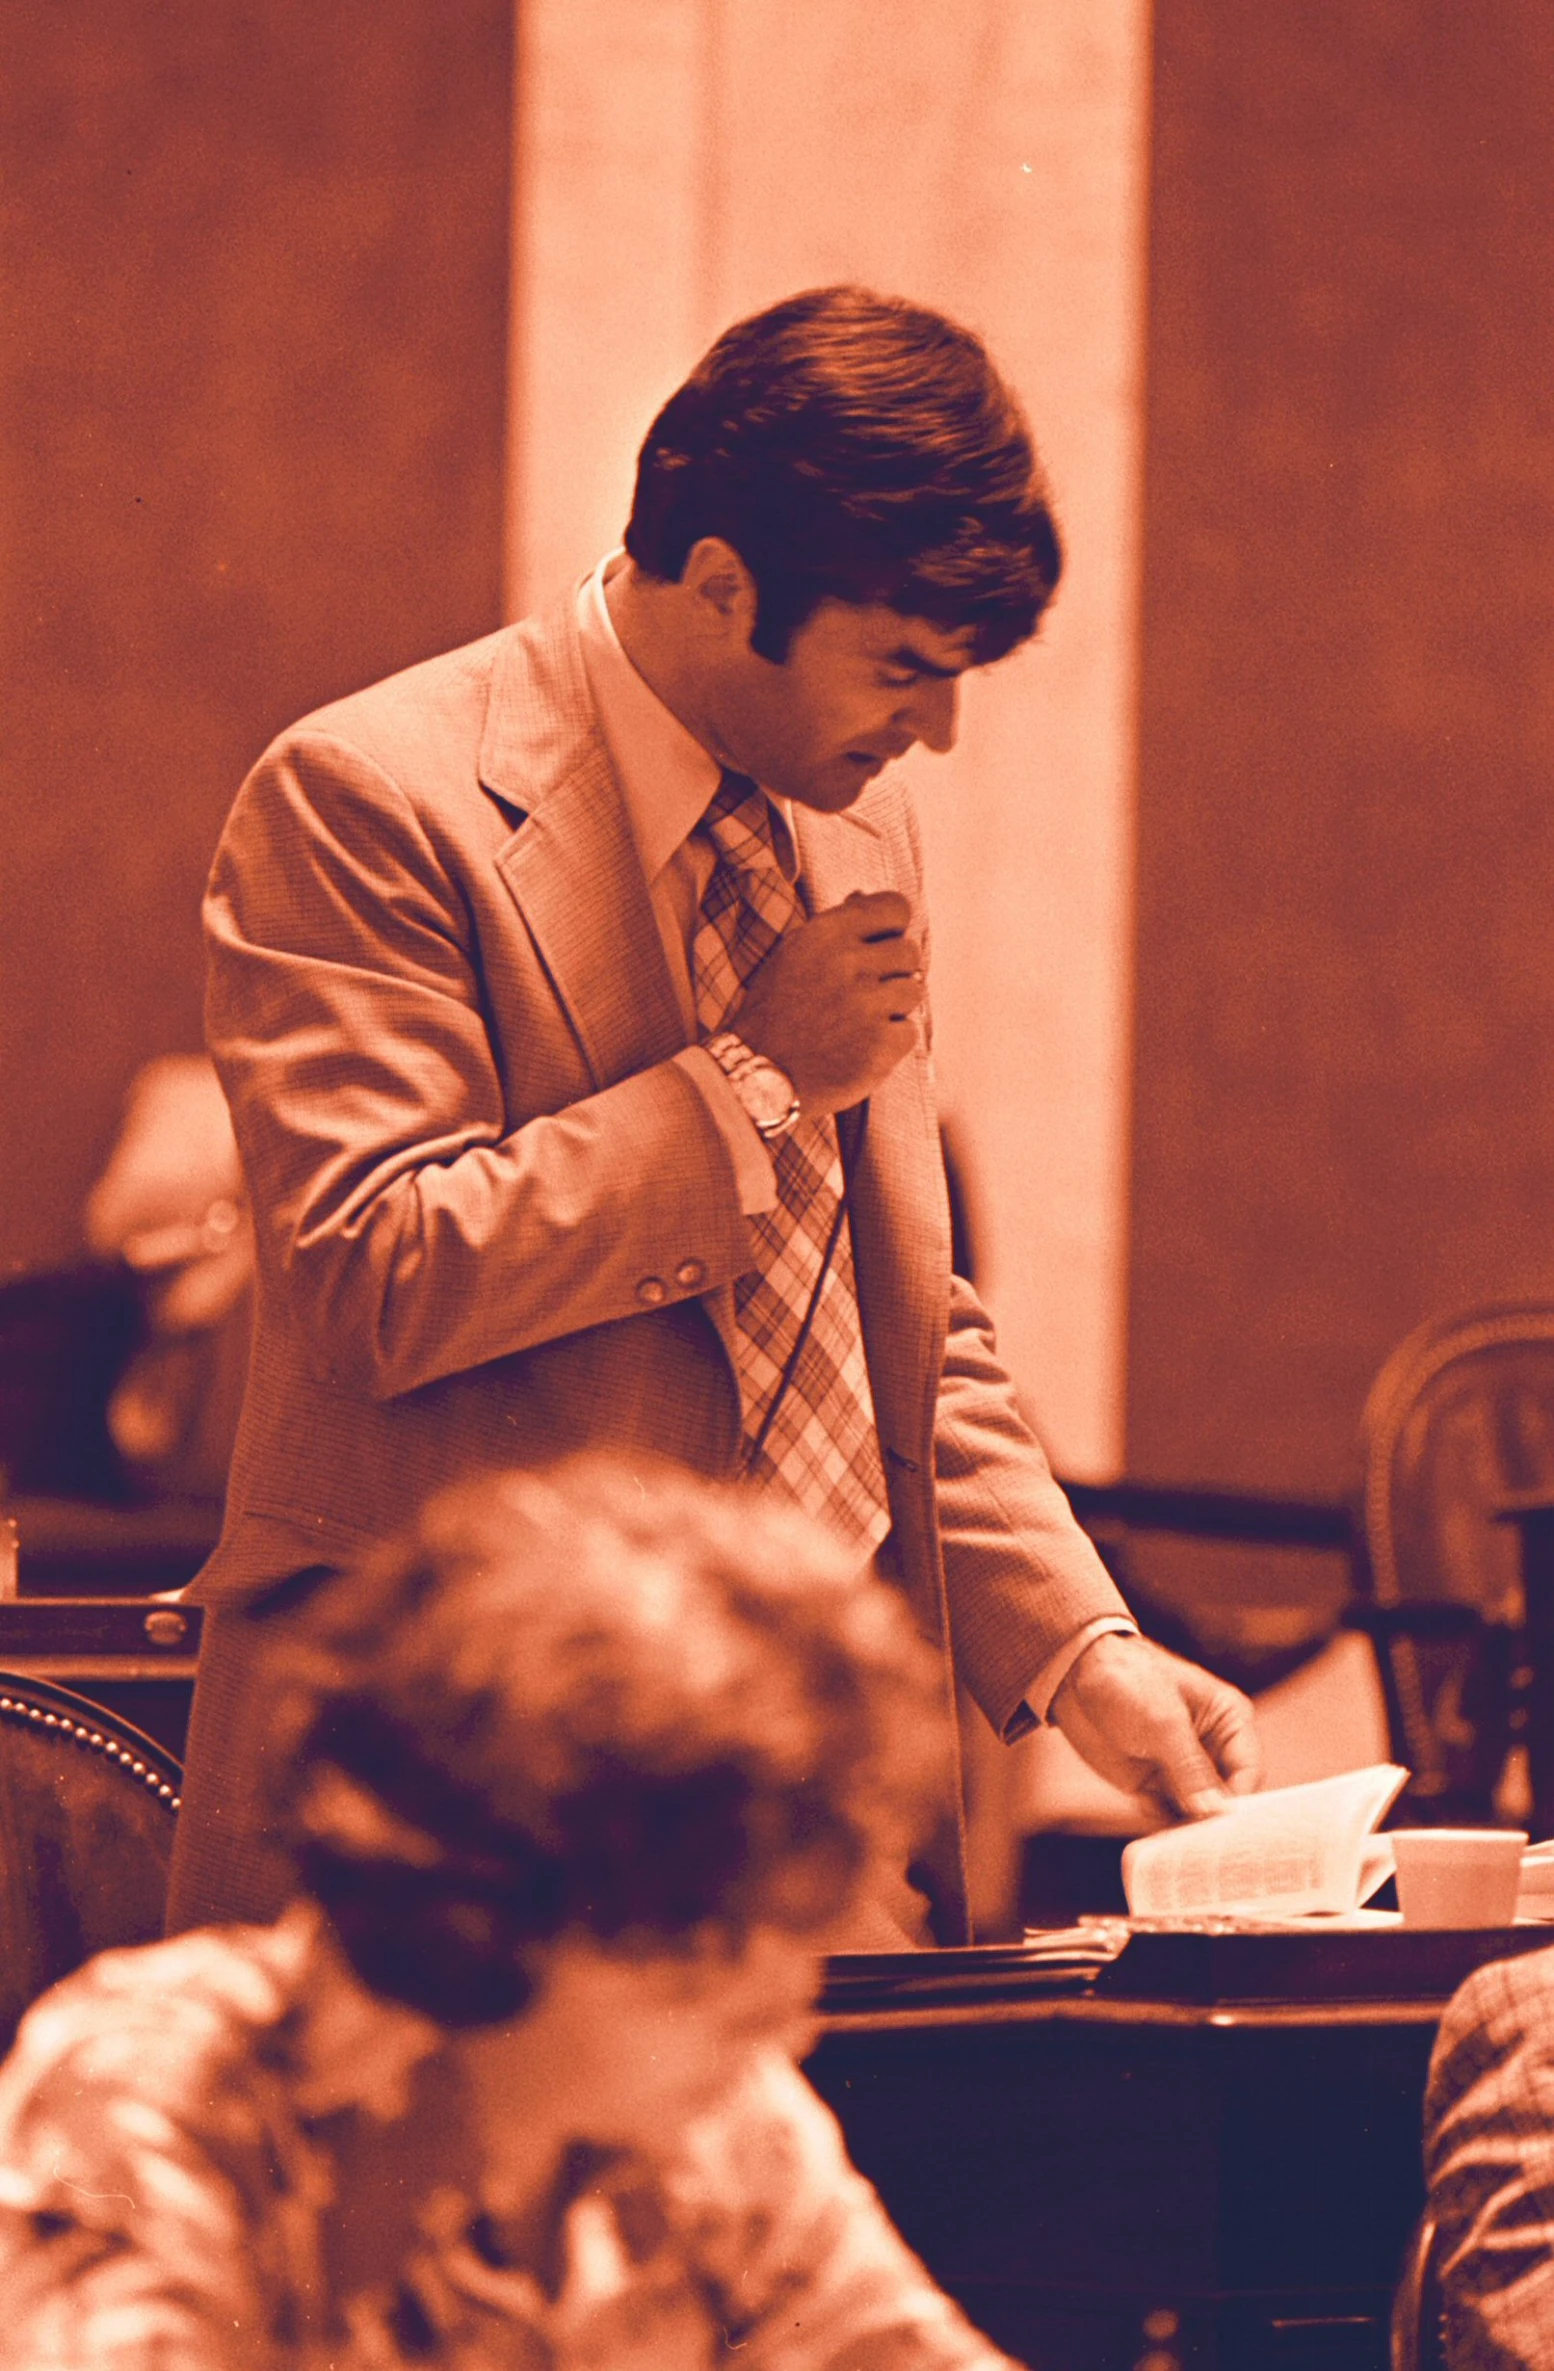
[0,1672,182,2051]
[1392,2214,1446,2371]
[1359,1302,1554,1823]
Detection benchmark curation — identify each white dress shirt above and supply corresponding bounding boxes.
[576,554,781,1216]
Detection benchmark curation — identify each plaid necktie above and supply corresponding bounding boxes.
[693,771,890,1560]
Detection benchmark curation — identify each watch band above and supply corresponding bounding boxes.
[703,1031,803,1144]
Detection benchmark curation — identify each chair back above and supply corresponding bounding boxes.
[1392,2214,1446,2371]
[0,1674,181,2051]
[1360,1302,1554,1820]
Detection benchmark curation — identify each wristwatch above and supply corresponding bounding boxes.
[702,1031,803,1144]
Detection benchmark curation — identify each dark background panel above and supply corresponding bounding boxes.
[0,0,512,1279]
[1128,0,1554,1497]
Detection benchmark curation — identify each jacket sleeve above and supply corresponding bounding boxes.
[933,1275,1134,1739]
[205,730,755,1401]
[886,793,1131,1739]
[1423,1954,1554,2370]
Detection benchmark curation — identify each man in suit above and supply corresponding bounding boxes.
[1419,1947,1554,2367]
[168,286,1257,1944]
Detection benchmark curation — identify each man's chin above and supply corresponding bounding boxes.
[788,762,885,814]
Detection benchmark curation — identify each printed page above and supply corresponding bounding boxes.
[1120,1765,1409,1919]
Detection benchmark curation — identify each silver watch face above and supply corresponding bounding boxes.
[741,1057,797,1129]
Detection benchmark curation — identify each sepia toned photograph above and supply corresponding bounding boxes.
[0,4,1551,2362]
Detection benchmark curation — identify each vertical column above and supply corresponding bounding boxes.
[508,0,1151,1477]
[505,0,717,615]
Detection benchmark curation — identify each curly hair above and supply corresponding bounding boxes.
[624,285,1061,663]
[269,1458,947,2026]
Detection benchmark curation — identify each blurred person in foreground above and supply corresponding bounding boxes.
[1415,1948,1554,2369]
[0,1458,1027,2370]
[178,282,1257,1946]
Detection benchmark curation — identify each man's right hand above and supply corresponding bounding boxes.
[733,891,924,1118]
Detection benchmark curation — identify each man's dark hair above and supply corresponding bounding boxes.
[625,285,1062,663]
[269,1456,944,2028]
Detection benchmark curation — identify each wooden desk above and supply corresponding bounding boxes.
[808,1988,1439,2371]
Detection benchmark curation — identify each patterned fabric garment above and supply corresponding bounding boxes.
[0,1909,1017,2371]
[1422,1946,1554,2370]
[693,771,891,1561]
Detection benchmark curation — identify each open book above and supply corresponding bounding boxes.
[1120,1764,1410,1921]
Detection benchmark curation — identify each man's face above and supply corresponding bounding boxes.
[714,599,980,813]
[504,1923,825,2147]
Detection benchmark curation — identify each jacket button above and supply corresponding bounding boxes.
[674,1258,706,1289]
[637,1276,668,1306]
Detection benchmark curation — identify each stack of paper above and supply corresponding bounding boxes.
[1120,1765,1410,1921]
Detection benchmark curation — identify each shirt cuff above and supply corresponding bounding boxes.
[1004,1615,1141,1740]
[674,1045,778,1216]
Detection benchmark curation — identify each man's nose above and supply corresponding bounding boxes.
[902,676,959,755]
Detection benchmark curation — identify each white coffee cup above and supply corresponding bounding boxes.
[1390,1829,1528,1929]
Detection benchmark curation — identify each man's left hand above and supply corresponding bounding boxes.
[1048,1632,1261,1822]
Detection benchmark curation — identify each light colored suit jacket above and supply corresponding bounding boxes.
[1423,1945,1554,2368]
[172,595,1127,1938]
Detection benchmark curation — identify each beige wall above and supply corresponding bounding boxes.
[508,0,1151,1477]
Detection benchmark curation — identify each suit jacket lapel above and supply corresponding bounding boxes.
[479,598,742,1375]
[481,597,689,1092]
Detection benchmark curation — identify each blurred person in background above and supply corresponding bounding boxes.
[0,1457,1027,2370]
[84,1053,253,1505]
[1416,1947,1554,2368]
[175,284,1257,1946]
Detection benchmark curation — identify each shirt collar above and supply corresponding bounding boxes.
[575,554,798,883]
[576,554,722,884]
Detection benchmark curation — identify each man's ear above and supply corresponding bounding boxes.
[680,537,759,649]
